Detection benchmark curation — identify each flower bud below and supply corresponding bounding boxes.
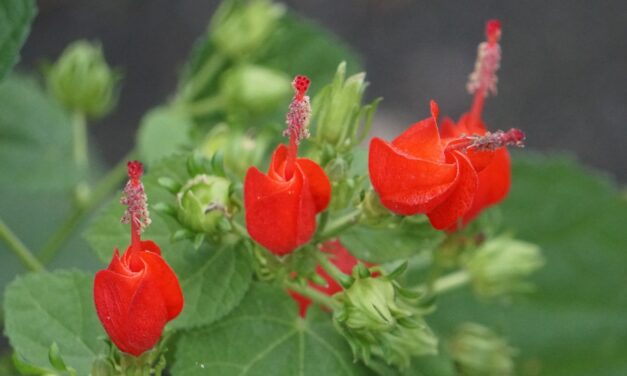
[176,174,233,234]
[464,236,544,298]
[211,0,285,60]
[220,64,291,114]
[449,323,516,376]
[46,40,119,119]
[334,275,437,369]
[201,124,271,177]
[313,62,380,151]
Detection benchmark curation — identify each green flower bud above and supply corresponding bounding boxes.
[449,323,516,376]
[334,275,438,369]
[465,236,544,298]
[313,62,380,151]
[201,124,271,177]
[46,40,120,119]
[211,0,285,60]
[176,174,232,234]
[220,64,291,114]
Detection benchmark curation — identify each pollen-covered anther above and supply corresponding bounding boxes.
[284,75,312,144]
[467,20,502,97]
[120,161,151,233]
[468,128,526,151]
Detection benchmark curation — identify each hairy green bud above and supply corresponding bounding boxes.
[211,0,285,60]
[46,40,119,118]
[465,236,544,298]
[449,323,516,376]
[177,174,232,234]
[220,64,291,113]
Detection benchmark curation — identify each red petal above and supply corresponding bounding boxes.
[134,251,184,320]
[268,144,289,180]
[244,166,317,255]
[296,158,331,213]
[369,137,458,215]
[427,151,479,230]
[391,117,445,162]
[461,148,511,224]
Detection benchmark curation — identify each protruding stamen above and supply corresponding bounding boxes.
[467,19,502,98]
[447,128,525,153]
[121,161,151,239]
[284,75,312,145]
[430,100,439,120]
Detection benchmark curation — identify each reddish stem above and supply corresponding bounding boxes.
[285,135,298,180]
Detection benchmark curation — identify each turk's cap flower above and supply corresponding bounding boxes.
[464,236,544,298]
[176,174,233,234]
[210,0,285,60]
[220,64,292,113]
[45,40,120,119]
[449,322,516,376]
[244,144,331,255]
[313,62,380,150]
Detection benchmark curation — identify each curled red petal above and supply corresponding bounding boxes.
[244,165,317,255]
[296,158,331,213]
[391,117,445,162]
[427,151,479,230]
[369,137,458,214]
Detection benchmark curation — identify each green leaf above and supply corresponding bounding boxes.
[430,154,627,376]
[3,270,105,375]
[0,75,78,191]
[168,242,253,329]
[171,282,372,375]
[137,107,194,165]
[0,0,36,81]
[340,219,444,264]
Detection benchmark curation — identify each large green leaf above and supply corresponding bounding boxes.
[3,270,105,375]
[171,282,371,375]
[429,154,627,376]
[137,107,194,165]
[340,219,444,264]
[0,75,78,191]
[0,0,36,81]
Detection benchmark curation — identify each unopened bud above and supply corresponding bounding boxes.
[46,40,120,119]
[176,174,233,234]
[220,64,291,113]
[211,0,285,60]
[464,236,544,298]
[313,62,379,151]
[449,323,516,376]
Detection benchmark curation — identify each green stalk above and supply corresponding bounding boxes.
[72,112,90,206]
[432,270,471,295]
[0,217,44,272]
[179,53,227,102]
[284,280,340,310]
[316,208,361,241]
[38,152,135,264]
[313,250,353,288]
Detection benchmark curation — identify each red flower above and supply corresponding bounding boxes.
[290,241,360,316]
[94,161,183,356]
[245,76,331,255]
[369,20,524,230]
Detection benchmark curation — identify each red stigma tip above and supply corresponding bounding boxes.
[504,128,525,144]
[293,75,311,101]
[430,100,439,120]
[127,161,143,182]
[486,19,502,44]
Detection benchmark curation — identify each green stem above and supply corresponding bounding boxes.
[182,96,226,117]
[316,208,362,241]
[38,152,135,264]
[0,217,45,272]
[72,112,90,206]
[432,270,471,295]
[179,53,227,102]
[313,250,353,288]
[231,220,249,238]
[284,280,340,310]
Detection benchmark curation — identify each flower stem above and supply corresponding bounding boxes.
[0,217,45,272]
[38,151,135,264]
[432,270,471,295]
[182,96,226,117]
[284,280,340,310]
[178,53,227,102]
[313,250,353,288]
[72,112,90,206]
[316,208,362,241]
[231,220,249,238]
